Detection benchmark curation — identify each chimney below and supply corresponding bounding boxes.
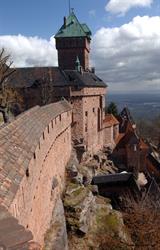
[80,66,83,75]
[91,67,95,74]
[64,16,67,28]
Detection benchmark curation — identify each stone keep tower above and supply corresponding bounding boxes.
[55,10,92,71]
[54,11,107,155]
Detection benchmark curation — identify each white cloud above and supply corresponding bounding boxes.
[91,16,160,93]
[105,0,153,15]
[0,34,57,67]
[1,16,160,93]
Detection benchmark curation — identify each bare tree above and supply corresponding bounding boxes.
[0,48,15,123]
[123,197,160,249]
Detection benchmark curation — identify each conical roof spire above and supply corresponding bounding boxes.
[55,12,91,38]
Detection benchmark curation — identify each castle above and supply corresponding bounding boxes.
[8,10,120,155]
[1,9,160,249]
[0,11,120,248]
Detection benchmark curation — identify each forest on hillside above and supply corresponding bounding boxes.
[137,116,160,146]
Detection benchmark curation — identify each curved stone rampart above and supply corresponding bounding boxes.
[0,100,72,245]
[0,205,33,249]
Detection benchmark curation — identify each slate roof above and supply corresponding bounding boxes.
[120,107,135,124]
[8,67,107,89]
[92,173,133,185]
[63,70,107,87]
[115,130,139,149]
[55,11,91,38]
[0,100,71,208]
[8,67,67,88]
[119,107,136,133]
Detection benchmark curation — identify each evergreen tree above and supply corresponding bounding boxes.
[107,102,118,116]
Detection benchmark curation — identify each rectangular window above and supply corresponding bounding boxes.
[33,152,36,159]
[85,124,88,132]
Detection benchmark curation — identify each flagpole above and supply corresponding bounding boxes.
[69,0,71,14]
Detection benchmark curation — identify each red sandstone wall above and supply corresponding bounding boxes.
[103,124,119,148]
[9,110,72,245]
[71,97,84,143]
[56,37,90,70]
[71,87,106,154]
[82,95,102,152]
[58,48,89,70]
[103,126,113,146]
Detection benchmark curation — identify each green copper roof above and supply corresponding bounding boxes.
[55,12,92,38]
[81,23,91,36]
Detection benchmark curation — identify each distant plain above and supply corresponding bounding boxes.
[107,93,160,120]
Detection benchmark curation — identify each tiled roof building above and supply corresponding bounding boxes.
[103,114,119,127]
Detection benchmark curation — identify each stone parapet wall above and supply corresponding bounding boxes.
[0,205,34,249]
[0,100,72,245]
[70,86,106,97]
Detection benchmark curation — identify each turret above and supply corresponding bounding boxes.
[55,10,92,71]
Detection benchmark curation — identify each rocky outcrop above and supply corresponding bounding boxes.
[64,150,132,250]
[68,195,132,250]
[64,183,95,234]
[44,150,132,250]
[44,198,68,250]
[67,150,118,187]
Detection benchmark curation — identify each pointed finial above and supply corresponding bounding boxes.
[75,56,81,72]
[68,0,71,14]
[76,56,80,64]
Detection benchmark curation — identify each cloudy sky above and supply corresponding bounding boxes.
[0,0,160,94]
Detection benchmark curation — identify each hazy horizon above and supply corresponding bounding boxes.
[107,92,160,119]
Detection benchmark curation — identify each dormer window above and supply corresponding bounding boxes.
[134,144,137,152]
